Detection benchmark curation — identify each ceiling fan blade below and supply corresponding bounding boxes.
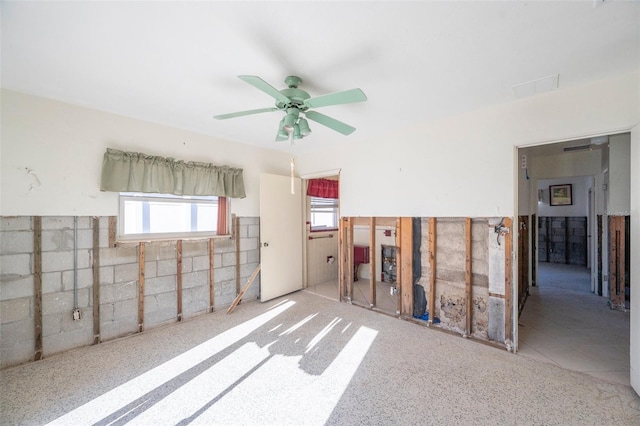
[238,75,290,105]
[304,88,367,109]
[275,132,288,142]
[305,111,356,135]
[213,107,278,120]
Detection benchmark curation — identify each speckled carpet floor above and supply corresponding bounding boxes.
[1,291,639,425]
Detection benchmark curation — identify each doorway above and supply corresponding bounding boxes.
[516,134,631,385]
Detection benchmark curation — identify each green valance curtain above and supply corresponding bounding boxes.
[100,148,246,198]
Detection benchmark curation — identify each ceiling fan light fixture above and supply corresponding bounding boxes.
[298,118,311,136]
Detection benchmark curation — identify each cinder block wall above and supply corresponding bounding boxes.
[418,217,503,342]
[0,216,260,369]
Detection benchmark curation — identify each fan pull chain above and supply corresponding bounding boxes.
[289,130,295,195]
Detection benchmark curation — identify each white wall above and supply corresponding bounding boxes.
[630,125,639,395]
[296,71,638,218]
[608,133,632,215]
[536,176,591,217]
[1,90,290,217]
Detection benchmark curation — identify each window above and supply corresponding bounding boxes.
[118,192,227,241]
[310,196,338,231]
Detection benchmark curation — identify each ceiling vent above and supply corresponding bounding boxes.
[512,74,559,98]
[563,144,591,152]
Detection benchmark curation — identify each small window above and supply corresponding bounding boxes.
[310,196,338,231]
[118,192,226,241]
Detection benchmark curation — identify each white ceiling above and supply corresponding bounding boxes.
[2,1,639,154]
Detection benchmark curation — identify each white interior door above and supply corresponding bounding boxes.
[260,173,303,302]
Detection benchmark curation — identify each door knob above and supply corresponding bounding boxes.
[262,242,269,247]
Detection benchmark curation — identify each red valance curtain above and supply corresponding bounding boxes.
[307,178,339,199]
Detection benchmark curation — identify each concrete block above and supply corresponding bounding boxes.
[146,243,176,261]
[213,253,222,267]
[145,276,176,296]
[100,265,115,285]
[182,241,207,257]
[113,298,138,320]
[239,237,258,252]
[241,262,259,280]
[1,254,32,276]
[1,341,36,369]
[247,249,260,264]
[488,296,505,343]
[62,268,93,291]
[114,262,139,284]
[41,251,73,273]
[240,217,259,226]
[100,303,115,322]
[215,266,235,282]
[183,286,209,317]
[42,291,74,315]
[183,271,208,289]
[43,327,93,357]
[214,280,237,308]
[248,224,260,238]
[157,259,177,277]
[100,316,138,341]
[182,257,193,274]
[214,238,235,254]
[41,229,73,252]
[144,294,177,327]
[2,273,34,298]
[42,314,63,337]
[1,230,33,254]
[42,217,74,230]
[191,255,209,272]
[488,227,505,295]
[238,224,248,239]
[99,223,110,249]
[1,298,31,323]
[144,261,158,279]
[222,252,236,267]
[100,246,138,266]
[42,272,62,294]
[0,318,34,348]
[1,216,33,231]
[100,281,137,303]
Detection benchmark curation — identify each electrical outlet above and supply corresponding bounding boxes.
[72,309,81,321]
[521,154,527,169]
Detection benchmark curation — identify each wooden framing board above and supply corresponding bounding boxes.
[227,264,261,314]
[209,238,215,312]
[234,216,240,295]
[177,240,183,321]
[399,217,413,317]
[369,217,376,308]
[428,217,436,324]
[108,216,117,247]
[92,217,101,344]
[33,216,43,361]
[338,218,345,301]
[395,218,401,315]
[138,242,145,332]
[465,217,472,337]
[504,217,513,345]
[609,216,626,311]
[347,217,354,302]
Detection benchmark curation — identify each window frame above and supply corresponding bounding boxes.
[309,196,339,232]
[118,192,229,242]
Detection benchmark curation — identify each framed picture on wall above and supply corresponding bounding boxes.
[549,184,572,206]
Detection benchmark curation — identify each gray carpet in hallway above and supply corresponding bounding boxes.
[1,291,639,425]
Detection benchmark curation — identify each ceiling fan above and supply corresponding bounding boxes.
[214,75,367,141]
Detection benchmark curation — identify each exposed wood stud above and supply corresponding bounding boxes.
[92,217,101,345]
[209,238,215,312]
[234,216,240,295]
[369,217,376,308]
[177,240,183,321]
[347,218,354,303]
[504,217,513,347]
[399,217,413,317]
[108,216,117,247]
[227,264,261,314]
[138,242,145,333]
[428,217,436,324]
[33,216,43,361]
[609,216,626,311]
[465,217,472,337]
[338,218,346,301]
